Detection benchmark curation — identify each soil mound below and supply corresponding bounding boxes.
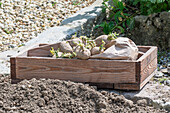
[0,75,167,113]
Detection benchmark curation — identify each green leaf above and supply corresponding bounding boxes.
[118,2,125,11]
[114,11,121,24]
[117,26,124,33]
[94,22,105,29]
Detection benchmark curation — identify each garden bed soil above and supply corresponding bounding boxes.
[0,74,167,113]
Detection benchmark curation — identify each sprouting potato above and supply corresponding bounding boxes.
[95,35,109,46]
[52,52,63,58]
[59,41,73,53]
[74,46,91,60]
[91,47,104,55]
[68,38,82,47]
[105,40,117,49]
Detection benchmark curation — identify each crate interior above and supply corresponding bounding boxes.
[18,44,151,62]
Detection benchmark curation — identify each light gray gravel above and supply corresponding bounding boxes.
[0,0,95,52]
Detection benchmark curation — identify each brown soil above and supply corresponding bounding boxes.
[0,74,167,113]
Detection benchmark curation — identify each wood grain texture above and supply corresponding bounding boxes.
[10,46,158,90]
[140,57,157,82]
[87,83,114,89]
[137,46,157,71]
[14,57,136,83]
[114,83,140,90]
[138,46,150,53]
[140,69,157,89]
[10,57,16,79]
[27,43,60,57]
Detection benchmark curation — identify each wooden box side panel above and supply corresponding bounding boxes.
[10,57,16,79]
[140,57,157,82]
[14,57,136,84]
[137,46,157,71]
[114,83,140,90]
[27,43,60,57]
[138,46,157,83]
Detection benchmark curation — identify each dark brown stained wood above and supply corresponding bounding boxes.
[140,69,157,89]
[138,46,150,53]
[87,83,114,89]
[135,62,141,82]
[27,43,60,57]
[140,57,157,82]
[10,57,16,79]
[114,83,140,90]
[14,57,136,83]
[137,46,157,71]
[39,44,48,46]
[11,79,22,84]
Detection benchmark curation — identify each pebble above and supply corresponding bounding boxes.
[161,68,168,74]
[154,71,164,78]
[137,99,147,106]
[165,80,170,86]
[0,0,95,52]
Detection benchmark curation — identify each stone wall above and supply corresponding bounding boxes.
[128,12,170,50]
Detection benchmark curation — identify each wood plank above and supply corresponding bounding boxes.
[10,57,16,79]
[140,69,157,89]
[140,57,157,82]
[11,79,22,84]
[15,57,136,83]
[27,43,60,57]
[138,46,150,53]
[114,83,140,90]
[137,46,157,71]
[135,62,141,82]
[87,83,114,89]
[39,44,48,46]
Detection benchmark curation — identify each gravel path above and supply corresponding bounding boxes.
[0,0,95,52]
[0,74,168,113]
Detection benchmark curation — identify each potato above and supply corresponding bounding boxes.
[105,40,117,49]
[91,47,103,55]
[68,38,82,47]
[59,41,73,53]
[52,52,63,58]
[74,46,91,60]
[95,35,109,46]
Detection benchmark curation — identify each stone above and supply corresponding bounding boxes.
[154,71,164,78]
[165,80,170,86]
[98,100,107,109]
[99,108,107,113]
[162,102,170,111]
[124,100,133,108]
[161,68,168,74]
[0,0,99,52]
[137,99,147,106]
[37,98,45,107]
[134,15,148,24]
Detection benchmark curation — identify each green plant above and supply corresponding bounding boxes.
[107,32,119,40]
[0,2,2,7]
[3,29,13,34]
[52,2,57,7]
[50,47,77,59]
[95,21,114,35]
[132,0,170,15]
[72,0,81,5]
[99,40,105,51]
[95,0,136,35]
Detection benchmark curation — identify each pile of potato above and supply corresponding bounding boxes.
[50,34,138,60]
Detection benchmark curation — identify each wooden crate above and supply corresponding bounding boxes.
[10,44,157,90]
